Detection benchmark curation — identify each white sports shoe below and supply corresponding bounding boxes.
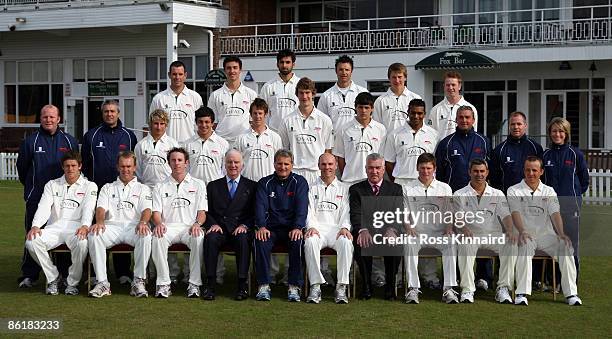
[460,291,474,303]
[404,288,421,304]
[130,278,148,298]
[288,285,301,302]
[89,281,111,298]
[335,284,348,304]
[495,286,513,304]
[442,288,459,304]
[46,277,60,295]
[186,283,200,298]
[476,279,489,291]
[515,294,529,306]
[19,278,34,288]
[65,285,79,296]
[256,284,271,301]
[307,284,322,304]
[155,284,172,298]
[567,295,583,306]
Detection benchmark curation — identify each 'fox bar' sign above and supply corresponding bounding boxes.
[415,51,497,70]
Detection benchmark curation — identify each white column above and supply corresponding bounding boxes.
[605,77,612,149]
[166,23,178,87]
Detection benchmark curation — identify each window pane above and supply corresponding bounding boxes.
[18,61,32,82]
[123,99,135,129]
[463,81,505,91]
[178,57,193,78]
[591,92,605,148]
[5,61,16,83]
[146,57,157,81]
[528,92,542,143]
[4,85,16,123]
[593,78,605,89]
[33,61,48,82]
[529,79,541,90]
[19,84,49,123]
[195,81,207,104]
[104,59,120,81]
[159,57,167,80]
[146,83,159,110]
[123,58,136,81]
[52,84,64,119]
[73,59,86,82]
[367,80,389,93]
[543,78,588,90]
[508,92,517,115]
[88,60,103,81]
[51,60,63,82]
[507,80,517,91]
[195,55,209,80]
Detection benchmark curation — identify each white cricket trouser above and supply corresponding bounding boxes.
[457,233,517,293]
[293,168,319,186]
[151,225,204,286]
[25,222,88,287]
[88,223,152,283]
[304,228,353,285]
[516,234,578,297]
[403,233,457,288]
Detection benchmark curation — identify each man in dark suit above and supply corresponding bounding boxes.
[349,153,404,300]
[203,149,256,300]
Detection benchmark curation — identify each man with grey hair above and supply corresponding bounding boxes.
[82,99,138,286]
[349,152,403,300]
[202,149,257,300]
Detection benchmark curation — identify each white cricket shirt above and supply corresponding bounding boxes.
[135,133,179,188]
[383,124,439,180]
[96,177,152,226]
[259,74,300,132]
[453,183,510,234]
[234,127,283,182]
[317,82,368,130]
[427,96,478,141]
[152,173,208,227]
[208,83,257,141]
[149,87,203,144]
[306,177,351,232]
[333,118,386,182]
[373,87,422,132]
[183,132,229,185]
[507,179,560,236]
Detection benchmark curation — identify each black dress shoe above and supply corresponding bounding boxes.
[384,285,397,301]
[235,288,249,301]
[360,286,373,300]
[203,287,215,300]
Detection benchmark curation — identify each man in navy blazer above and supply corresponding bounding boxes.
[203,149,256,300]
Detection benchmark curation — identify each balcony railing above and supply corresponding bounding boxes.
[1,0,222,9]
[220,5,612,56]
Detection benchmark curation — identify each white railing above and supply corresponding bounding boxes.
[0,153,19,180]
[221,5,612,56]
[0,0,222,8]
[584,169,612,206]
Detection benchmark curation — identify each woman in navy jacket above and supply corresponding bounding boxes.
[542,117,589,275]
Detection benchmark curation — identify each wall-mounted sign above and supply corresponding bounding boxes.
[204,69,227,86]
[88,82,119,96]
[415,50,497,70]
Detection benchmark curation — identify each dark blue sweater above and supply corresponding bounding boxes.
[255,172,309,231]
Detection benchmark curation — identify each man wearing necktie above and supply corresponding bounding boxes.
[203,149,257,300]
[349,153,404,300]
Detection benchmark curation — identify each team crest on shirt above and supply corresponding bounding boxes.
[186,103,192,108]
[474,147,482,154]
[59,147,69,152]
[505,157,514,163]
[564,160,574,166]
[545,160,554,167]
[336,195,343,200]
[77,192,85,196]
[427,119,433,125]
[287,191,295,197]
[119,144,128,150]
[314,126,322,131]
[269,192,276,198]
[34,146,43,153]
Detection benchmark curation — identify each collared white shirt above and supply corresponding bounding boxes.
[306,177,351,231]
[149,87,203,144]
[278,107,334,171]
[96,177,152,226]
[234,126,283,182]
[259,74,300,132]
[373,87,422,133]
[333,118,386,182]
[153,173,208,227]
[383,124,438,180]
[32,175,98,228]
[403,178,453,232]
[208,83,258,141]
[453,183,510,234]
[507,179,560,236]
[427,96,478,141]
[317,81,368,130]
[135,133,179,188]
[183,132,229,186]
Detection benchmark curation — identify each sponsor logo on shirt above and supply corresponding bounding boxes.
[59,147,69,152]
[277,97,296,108]
[526,205,545,216]
[226,106,245,117]
[96,142,105,149]
[35,147,45,153]
[61,199,80,209]
[196,155,215,165]
[147,155,167,165]
[336,107,356,118]
[505,156,514,163]
[287,191,295,197]
[296,134,317,144]
[119,144,128,150]
[474,147,482,154]
[545,160,554,167]
[355,142,373,152]
[564,160,574,166]
[451,149,462,156]
[316,200,338,211]
[403,146,426,156]
[390,109,409,121]
[250,149,269,160]
[171,197,191,208]
[117,201,135,210]
[170,109,188,120]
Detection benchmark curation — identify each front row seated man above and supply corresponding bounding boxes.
[87,151,153,298]
[254,149,309,302]
[151,147,207,298]
[403,153,458,304]
[25,151,98,295]
[203,149,256,301]
[453,159,517,304]
[304,153,353,304]
[508,156,582,306]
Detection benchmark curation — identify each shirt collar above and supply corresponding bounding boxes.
[416,178,439,190]
[250,126,270,136]
[368,179,383,187]
[520,179,543,193]
[443,96,466,107]
[61,174,85,186]
[226,175,241,184]
[169,173,192,185]
[115,176,138,187]
[468,182,492,196]
[223,82,245,94]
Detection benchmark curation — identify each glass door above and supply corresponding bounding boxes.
[542,92,565,147]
